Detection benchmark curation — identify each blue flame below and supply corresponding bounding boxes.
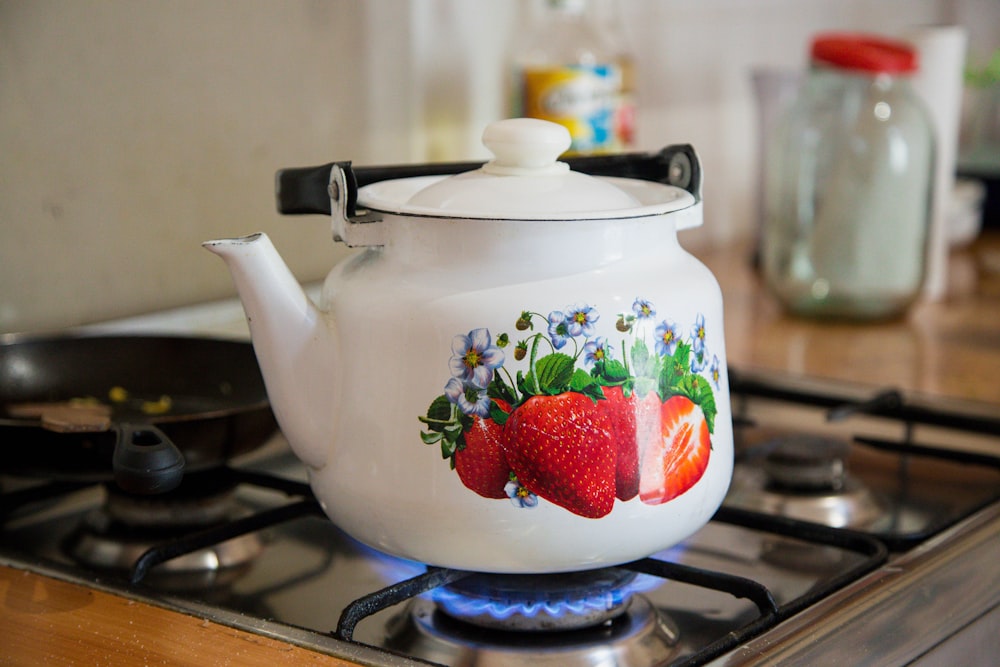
[429,571,662,622]
[348,535,672,624]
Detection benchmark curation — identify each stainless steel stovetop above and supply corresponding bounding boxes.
[2,368,999,666]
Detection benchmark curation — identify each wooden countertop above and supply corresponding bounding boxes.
[3,233,999,665]
[0,566,357,666]
[701,230,1000,406]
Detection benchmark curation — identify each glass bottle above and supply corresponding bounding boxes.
[509,0,632,155]
[762,33,935,319]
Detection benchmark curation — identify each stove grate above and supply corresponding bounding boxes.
[729,369,1000,436]
[126,467,322,583]
[329,507,886,667]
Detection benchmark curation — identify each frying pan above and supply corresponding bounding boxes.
[0,334,278,493]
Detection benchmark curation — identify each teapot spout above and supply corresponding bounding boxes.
[203,233,336,469]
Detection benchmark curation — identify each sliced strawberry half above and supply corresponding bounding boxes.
[639,394,711,505]
[503,392,616,519]
[455,400,511,499]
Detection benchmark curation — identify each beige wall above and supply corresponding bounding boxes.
[2,0,997,333]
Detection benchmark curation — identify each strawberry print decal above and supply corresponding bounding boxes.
[418,299,720,519]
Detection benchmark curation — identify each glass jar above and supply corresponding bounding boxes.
[762,34,935,319]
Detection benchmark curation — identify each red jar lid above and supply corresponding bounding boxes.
[810,33,918,74]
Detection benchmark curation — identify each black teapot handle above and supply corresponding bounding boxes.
[274,145,701,218]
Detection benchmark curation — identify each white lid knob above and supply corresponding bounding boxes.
[481,118,571,175]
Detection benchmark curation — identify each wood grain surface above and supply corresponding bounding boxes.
[0,565,354,666]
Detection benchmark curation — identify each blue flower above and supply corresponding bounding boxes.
[505,477,538,509]
[547,311,571,349]
[654,320,680,356]
[449,328,505,389]
[709,355,721,388]
[690,349,708,373]
[691,314,707,354]
[565,304,599,337]
[583,336,612,365]
[444,377,492,418]
[632,298,656,320]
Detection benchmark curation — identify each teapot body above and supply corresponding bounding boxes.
[309,209,732,572]
[210,120,734,572]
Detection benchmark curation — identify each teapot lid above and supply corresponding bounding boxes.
[356,119,696,221]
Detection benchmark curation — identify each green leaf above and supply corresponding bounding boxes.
[422,395,453,433]
[488,375,517,406]
[658,342,691,399]
[568,368,606,403]
[593,358,629,386]
[585,385,608,402]
[490,399,511,426]
[687,375,718,434]
[700,389,718,434]
[440,438,457,460]
[420,430,443,445]
[569,367,596,392]
[523,353,575,396]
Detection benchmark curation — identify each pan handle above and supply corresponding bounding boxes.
[112,424,185,495]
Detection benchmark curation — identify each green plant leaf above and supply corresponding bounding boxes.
[568,368,605,403]
[593,358,629,386]
[490,399,511,426]
[523,353,575,396]
[420,430,443,445]
[658,342,692,397]
[422,395,453,433]
[440,438,457,460]
[488,375,517,406]
[700,389,717,434]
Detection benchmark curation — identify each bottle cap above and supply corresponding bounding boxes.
[811,33,918,74]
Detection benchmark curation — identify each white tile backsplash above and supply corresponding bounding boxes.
[2,0,997,333]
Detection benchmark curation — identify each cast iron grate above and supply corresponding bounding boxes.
[328,506,885,667]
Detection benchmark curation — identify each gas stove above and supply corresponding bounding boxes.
[2,340,998,666]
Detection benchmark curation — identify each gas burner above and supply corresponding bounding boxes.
[432,568,640,632]
[763,436,850,491]
[728,435,888,529]
[388,594,679,667]
[64,479,263,583]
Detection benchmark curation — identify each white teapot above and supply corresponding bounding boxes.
[205,119,733,573]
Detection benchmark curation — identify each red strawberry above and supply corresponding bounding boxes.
[456,400,511,499]
[503,392,616,518]
[639,395,711,505]
[599,386,639,501]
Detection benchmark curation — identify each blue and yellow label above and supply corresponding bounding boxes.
[519,64,627,155]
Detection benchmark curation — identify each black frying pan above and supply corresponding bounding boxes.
[0,335,278,494]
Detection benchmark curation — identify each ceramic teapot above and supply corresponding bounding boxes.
[205,119,733,573]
